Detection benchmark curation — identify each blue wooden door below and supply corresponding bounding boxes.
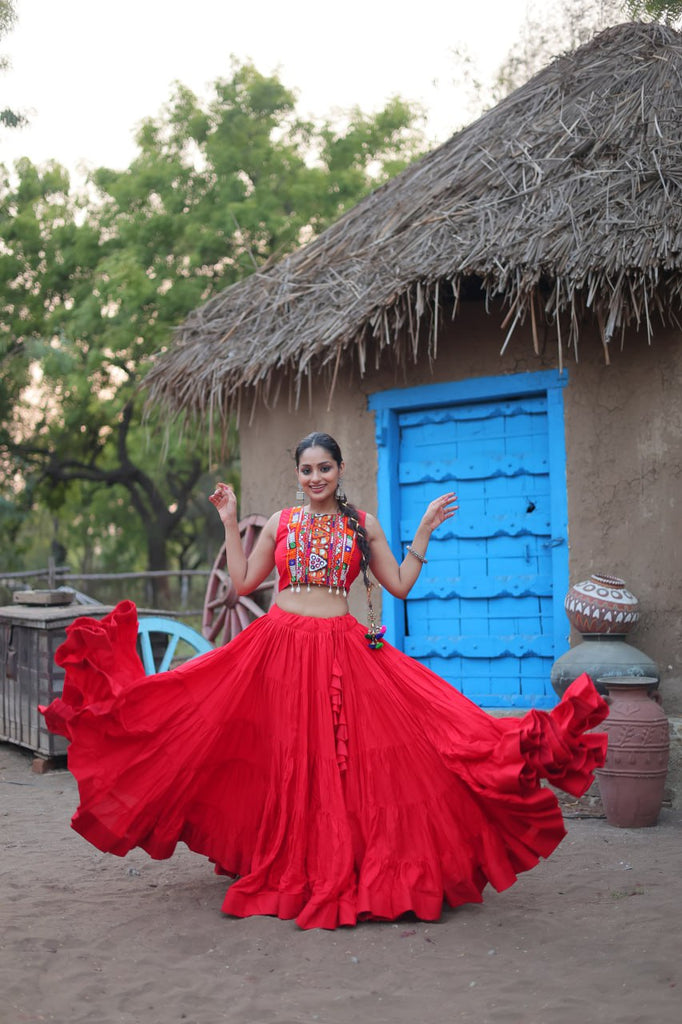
[369,371,569,709]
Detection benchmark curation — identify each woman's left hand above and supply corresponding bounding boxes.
[422,492,458,533]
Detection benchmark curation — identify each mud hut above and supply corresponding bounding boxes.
[146,22,682,737]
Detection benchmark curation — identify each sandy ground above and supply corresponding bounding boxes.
[1,741,680,1024]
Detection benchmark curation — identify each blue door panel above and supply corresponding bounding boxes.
[370,371,569,709]
[400,454,550,485]
[405,633,557,660]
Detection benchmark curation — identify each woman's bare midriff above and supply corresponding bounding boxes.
[275,585,351,618]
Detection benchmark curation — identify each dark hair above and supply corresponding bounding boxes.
[294,431,342,469]
[294,431,371,589]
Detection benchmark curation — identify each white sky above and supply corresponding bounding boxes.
[1,0,536,180]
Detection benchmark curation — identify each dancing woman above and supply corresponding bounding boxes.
[42,431,607,930]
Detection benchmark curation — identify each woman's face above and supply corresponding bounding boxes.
[296,445,344,505]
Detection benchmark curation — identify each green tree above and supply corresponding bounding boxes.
[1,0,25,129]
[625,0,682,21]
[0,63,423,597]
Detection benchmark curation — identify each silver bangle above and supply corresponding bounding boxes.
[407,545,428,565]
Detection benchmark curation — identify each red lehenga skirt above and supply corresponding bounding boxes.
[41,600,608,930]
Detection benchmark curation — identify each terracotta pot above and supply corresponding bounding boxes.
[564,573,639,635]
[596,678,669,828]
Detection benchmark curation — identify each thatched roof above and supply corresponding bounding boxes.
[145,21,682,420]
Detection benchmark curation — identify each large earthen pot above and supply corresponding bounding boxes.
[550,635,659,698]
[595,677,669,828]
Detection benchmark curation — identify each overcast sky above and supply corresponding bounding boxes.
[1,0,537,179]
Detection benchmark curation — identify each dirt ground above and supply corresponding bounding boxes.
[1,740,680,1024]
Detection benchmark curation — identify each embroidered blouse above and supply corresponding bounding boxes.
[275,506,365,595]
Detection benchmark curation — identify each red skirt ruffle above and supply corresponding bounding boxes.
[41,601,608,930]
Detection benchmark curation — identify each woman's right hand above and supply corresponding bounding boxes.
[209,482,238,525]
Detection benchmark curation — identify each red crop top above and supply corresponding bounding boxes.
[275,506,366,595]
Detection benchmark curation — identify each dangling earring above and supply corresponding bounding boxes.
[335,480,346,502]
[296,483,304,502]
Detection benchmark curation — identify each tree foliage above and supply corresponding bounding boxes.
[624,0,682,21]
[0,63,423,597]
[1,0,25,129]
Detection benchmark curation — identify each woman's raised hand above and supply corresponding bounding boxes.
[209,482,238,525]
[421,492,458,533]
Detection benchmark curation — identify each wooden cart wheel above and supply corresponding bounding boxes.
[202,513,275,645]
[137,616,213,673]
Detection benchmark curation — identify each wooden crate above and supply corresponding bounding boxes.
[0,604,112,757]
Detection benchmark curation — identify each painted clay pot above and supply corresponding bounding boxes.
[564,573,639,635]
[595,678,669,828]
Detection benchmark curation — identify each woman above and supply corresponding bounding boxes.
[42,431,608,930]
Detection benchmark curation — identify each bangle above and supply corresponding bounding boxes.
[407,545,428,565]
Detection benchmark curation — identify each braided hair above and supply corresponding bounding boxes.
[294,432,372,590]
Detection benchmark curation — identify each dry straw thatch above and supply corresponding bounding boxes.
[145,21,682,422]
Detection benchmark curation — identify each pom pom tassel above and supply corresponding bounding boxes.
[365,583,387,650]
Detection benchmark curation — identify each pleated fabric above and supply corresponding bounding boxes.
[41,600,608,930]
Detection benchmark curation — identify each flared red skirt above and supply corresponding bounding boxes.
[41,601,608,930]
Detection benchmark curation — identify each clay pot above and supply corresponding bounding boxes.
[564,573,639,635]
[595,678,669,828]
[550,635,659,698]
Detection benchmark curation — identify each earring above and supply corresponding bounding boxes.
[296,484,304,502]
[335,481,346,502]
